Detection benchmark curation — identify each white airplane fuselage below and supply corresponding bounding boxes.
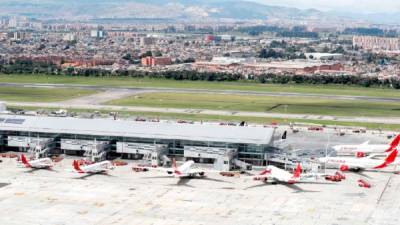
[333,144,389,155]
[319,156,398,171]
[23,158,53,169]
[170,160,199,178]
[78,161,114,173]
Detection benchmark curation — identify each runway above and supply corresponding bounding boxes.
[6,101,400,125]
[0,82,399,103]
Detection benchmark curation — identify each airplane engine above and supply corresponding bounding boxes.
[253,177,267,182]
[199,172,205,176]
[167,171,173,174]
[339,165,349,171]
[355,152,365,158]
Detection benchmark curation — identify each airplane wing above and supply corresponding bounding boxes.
[361,141,370,146]
[133,165,173,173]
[340,163,366,171]
[187,168,206,174]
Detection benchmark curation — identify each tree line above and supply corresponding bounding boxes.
[1,59,400,89]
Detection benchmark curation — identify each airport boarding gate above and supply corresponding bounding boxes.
[183,146,237,171]
[61,139,110,162]
[116,142,168,166]
[7,136,56,158]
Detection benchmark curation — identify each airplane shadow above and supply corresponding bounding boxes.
[73,172,114,180]
[243,181,335,193]
[23,168,58,173]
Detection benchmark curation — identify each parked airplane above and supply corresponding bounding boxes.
[332,134,400,157]
[72,160,114,174]
[20,154,53,169]
[251,163,302,184]
[318,148,398,172]
[244,164,330,192]
[135,159,226,186]
[137,159,207,178]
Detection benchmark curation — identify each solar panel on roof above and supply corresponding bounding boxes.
[5,119,25,124]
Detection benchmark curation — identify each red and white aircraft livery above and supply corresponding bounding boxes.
[140,159,207,178]
[318,148,398,172]
[72,160,114,174]
[20,154,53,169]
[252,164,302,184]
[332,134,400,157]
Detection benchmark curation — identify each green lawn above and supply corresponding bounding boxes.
[1,74,400,98]
[9,106,400,131]
[107,92,400,117]
[0,87,97,102]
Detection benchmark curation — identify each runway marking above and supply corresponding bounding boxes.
[377,174,393,204]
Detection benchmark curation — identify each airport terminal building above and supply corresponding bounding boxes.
[0,115,276,170]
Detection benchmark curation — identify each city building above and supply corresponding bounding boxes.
[90,29,104,38]
[304,53,343,60]
[63,33,77,41]
[141,56,172,67]
[353,36,400,51]
[140,37,155,46]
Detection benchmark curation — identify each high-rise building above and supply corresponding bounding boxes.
[353,36,400,51]
[90,29,104,38]
[140,37,155,46]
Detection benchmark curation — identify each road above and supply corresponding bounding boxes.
[1,82,400,103]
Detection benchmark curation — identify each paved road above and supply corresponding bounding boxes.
[7,101,400,125]
[1,82,400,103]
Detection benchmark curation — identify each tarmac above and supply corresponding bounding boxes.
[0,155,399,225]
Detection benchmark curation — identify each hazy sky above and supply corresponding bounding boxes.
[256,0,400,13]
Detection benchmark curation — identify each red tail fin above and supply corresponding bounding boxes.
[385,148,398,165]
[259,169,271,175]
[73,160,83,173]
[20,154,31,167]
[374,149,398,169]
[387,134,400,152]
[171,158,182,175]
[293,163,302,179]
[172,158,177,169]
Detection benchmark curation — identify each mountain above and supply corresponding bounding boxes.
[0,0,349,23]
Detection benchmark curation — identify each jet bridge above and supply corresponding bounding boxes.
[183,146,237,171]
[116,142,168,166]
[7,136,56,158]
[61,139,110,162]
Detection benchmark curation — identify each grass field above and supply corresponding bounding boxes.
[1,74,400,98]
[0,87,97,102]
[107,92,400,117]
[10,106,400,131]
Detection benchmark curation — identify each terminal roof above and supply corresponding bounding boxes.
[0,115,274,145]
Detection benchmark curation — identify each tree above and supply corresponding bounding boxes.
[122,53,132,61]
